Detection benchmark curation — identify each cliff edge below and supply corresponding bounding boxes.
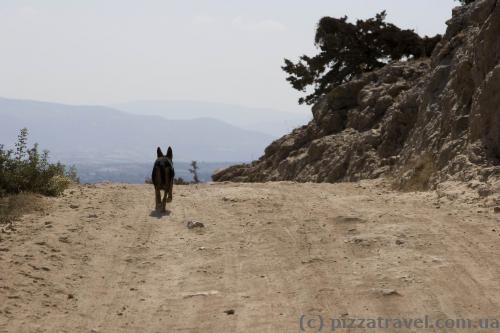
[214,0,499,197]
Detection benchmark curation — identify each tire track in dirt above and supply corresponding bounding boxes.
[72,185,161,332]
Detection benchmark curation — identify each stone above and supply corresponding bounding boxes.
[381,289,400,296]
[187,221,205,229]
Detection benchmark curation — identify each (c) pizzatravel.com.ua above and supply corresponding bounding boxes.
[299,314,500,331]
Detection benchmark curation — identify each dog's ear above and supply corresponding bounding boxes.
[157,147,164,157]
[166,146,173,159]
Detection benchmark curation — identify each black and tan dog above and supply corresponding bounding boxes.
[152,147,174,212]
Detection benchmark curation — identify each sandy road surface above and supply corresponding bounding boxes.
[1,180,499,332]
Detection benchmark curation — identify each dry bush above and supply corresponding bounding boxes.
[174,177,190,185]
[0,193,46,226]
[146,177,189,185]
[393,153,437,191]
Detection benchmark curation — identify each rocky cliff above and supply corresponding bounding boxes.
[214,0,499,194]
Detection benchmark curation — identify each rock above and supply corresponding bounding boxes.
[301,258,324,264]
[334,216,365,224]
[494,207,500,213]
[395,239,405,245]
[478,187,492,197]
[381,289,400,296]
[213,0,500,192]
[187,221,205,229]
[69,204,79,209]
[182,290,219,298]
[58,236,70,243]
[224,309,235,315]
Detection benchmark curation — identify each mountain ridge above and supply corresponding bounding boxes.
[0,97,273,163]
[113,99,310,137]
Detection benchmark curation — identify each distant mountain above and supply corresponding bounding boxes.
[113,100,310,137]
[0,97,274,163]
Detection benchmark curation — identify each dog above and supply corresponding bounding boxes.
[152,146,174,212]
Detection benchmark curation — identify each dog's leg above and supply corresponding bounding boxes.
[161,188,168,212]
[155,187,162,211]
[167,179,173,203]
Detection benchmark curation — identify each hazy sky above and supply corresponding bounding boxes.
[0,0,457,114]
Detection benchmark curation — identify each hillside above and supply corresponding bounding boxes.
[1,181,500,332]
[0,97,273,163]
[213,0,499,197]
[113,100,310,137]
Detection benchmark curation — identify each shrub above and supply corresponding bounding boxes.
[174,177,190,185]
[0,128,78,197]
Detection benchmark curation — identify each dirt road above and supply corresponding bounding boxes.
[1,181,499,332]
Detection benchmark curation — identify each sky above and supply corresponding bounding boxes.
[0,0,457,114]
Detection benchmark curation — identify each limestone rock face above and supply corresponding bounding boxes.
[214,0,499,192]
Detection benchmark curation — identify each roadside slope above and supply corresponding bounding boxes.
[214,0,500,190]
[1,182,500,332]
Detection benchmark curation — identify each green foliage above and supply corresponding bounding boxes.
[282,11,442,105]
[0,128,79,197]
